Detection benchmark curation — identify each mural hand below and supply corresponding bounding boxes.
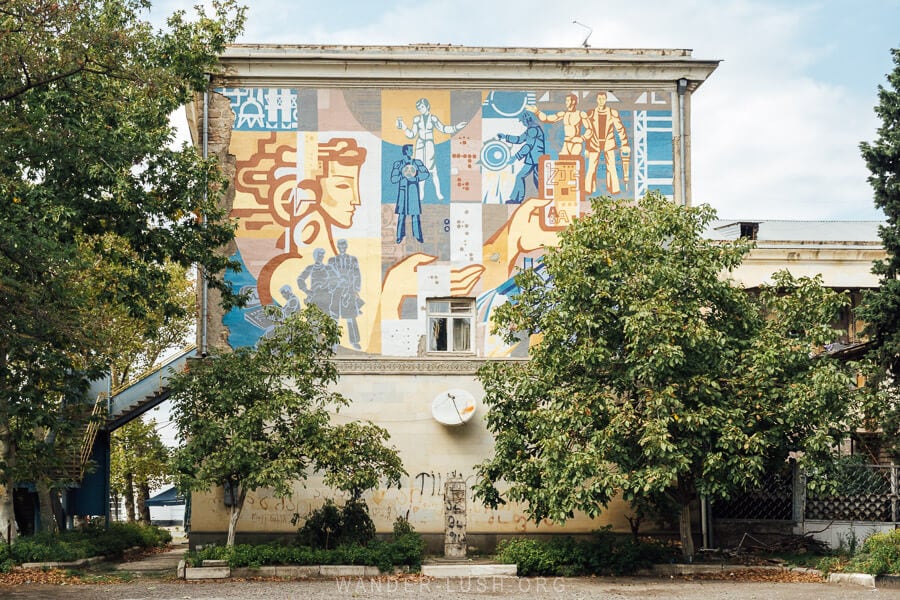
[381,253,438,320]
[509,197,559,253]
[450,264,486,297]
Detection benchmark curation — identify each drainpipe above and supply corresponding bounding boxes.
[200,75,210,357]
[677,78,689,206]
[701,495,710,549]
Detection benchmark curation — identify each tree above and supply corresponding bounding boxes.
[110,418,170,523]
[474,193,858,558]
[169,306,405,547]
[0,0,244,541]
[859,48,900,453]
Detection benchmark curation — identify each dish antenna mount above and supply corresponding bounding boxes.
[573,20,593,48]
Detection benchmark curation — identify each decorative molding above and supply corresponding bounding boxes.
[214,45,719,91]
[334,357,525,376]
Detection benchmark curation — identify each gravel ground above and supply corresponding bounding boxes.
[0,576,897,600]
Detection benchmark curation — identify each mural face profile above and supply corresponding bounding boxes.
[219,87,675,356]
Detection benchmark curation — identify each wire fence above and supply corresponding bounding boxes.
[713,472,793,520]
[713,462,900,524]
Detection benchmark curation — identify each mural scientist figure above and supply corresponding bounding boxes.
[396,97,467,201]
[497,111,545,204]
[529,93,587,156]
[296,247,337,314]
[391,144,431,244]
[584,91,630,196]
[327,239,364,350]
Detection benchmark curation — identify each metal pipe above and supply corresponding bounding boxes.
[700,494,709,549]
[200,76,210,357]
[677,78,688,206]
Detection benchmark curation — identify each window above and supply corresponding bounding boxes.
[427,298,475,353]
[739,222,759,240]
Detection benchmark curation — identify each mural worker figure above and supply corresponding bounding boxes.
[296,247,337,315]
[391,144,431,243]
[327,239,364,350]
[584,91,630,197]
[528,93,587,156]
[397,97,467,202]
[497,111,545,204]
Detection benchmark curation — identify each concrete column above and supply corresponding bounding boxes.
[443,477,467,558]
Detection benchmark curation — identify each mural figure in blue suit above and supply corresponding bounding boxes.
[390,144,431,243]
[497,111,545,204]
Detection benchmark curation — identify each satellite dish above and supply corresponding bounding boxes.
[431,389,477,426]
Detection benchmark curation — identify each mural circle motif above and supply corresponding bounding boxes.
[486,91,529,117]
[480,140,511,172]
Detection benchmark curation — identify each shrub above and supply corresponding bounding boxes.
[495,529,671,576]
[0,544,11,573]
[339,499,376,547]
[844,529,900,575]
[6,522,171,566]
[294,499,375,549]
[188,516,425,573]
[387,516,426,570]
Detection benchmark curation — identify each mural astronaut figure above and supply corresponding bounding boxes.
[391,144,431,243]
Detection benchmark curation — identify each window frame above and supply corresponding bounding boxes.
[426,297,476,355]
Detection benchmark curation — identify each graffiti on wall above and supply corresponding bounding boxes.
[219,87,674,355]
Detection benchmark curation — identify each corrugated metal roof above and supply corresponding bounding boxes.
[705,220,883,243]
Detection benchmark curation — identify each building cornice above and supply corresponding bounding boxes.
[213,44,720,91]
[334,357,526,376]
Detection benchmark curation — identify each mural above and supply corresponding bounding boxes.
[219,87,675,356]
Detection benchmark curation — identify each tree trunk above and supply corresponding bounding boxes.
[678,498,694,560]
[138,482,151,524]
[0,400,17,543]
[225,486,247,547]
[124,472,135,522]
[51,487,65,532]
[0,347,17,544]
[35,479,59,534]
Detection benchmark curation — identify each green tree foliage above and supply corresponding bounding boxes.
[169,307,405,547]
[859,48,900,452]
[0,0,244,541]
[110,418,171,523]
[475,193,858,558]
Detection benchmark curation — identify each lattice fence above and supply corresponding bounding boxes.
[713,463,900,524]
[805,464,897,522]
[713,472,793,520]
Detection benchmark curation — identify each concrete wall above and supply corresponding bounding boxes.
[188,363,634,543]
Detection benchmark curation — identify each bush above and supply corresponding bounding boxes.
[6,522,172,566]
[0,544,13,574]
[844,529,900,575]
[188,515,425,573]
[294,499,375,549]
[495,529,671,576]
[388,516,426,570]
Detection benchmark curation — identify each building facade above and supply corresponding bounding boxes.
[186,44,720,546]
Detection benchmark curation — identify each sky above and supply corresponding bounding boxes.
[153,0,900,222]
